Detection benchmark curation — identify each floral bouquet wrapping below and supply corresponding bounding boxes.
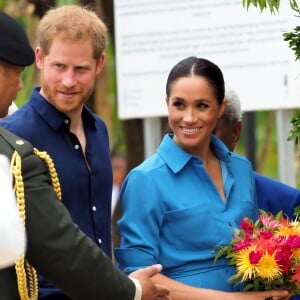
[215,210,300,294]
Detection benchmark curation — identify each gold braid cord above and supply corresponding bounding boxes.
[11,148,62,300]
[33,148,62,201]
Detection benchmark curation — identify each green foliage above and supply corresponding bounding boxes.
[15,65,35,107]
[242,0,280,13]
[0,0,5,10]
[290,0,300,12]
[242,0,300,145]
[242,0,299,13]
[106,39,127,155]
[294,204,300,217]
[56,0,79,6]
[283,26,300,61]
[288,110,300,145]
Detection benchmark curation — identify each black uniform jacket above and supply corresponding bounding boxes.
[0,126,135,300]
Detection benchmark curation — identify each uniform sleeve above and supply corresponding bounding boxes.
[115,168,163,274]
[21,144,135,300]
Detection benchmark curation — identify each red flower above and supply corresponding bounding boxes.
[274,235,286,245]
[287,235,300,248]
[240,217,254,233]
[275,246,292,274]
[291,266,300,287]
[233,239,251,252]
[259,230,273,239]
[215,209,300,294]
[249,250,262,264]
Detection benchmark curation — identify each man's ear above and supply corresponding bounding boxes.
[35,47,44,70]
[96,53,106,75]
[219,99,227,118]
[232,120,242,149]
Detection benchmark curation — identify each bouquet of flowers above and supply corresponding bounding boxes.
[215,209,300,294]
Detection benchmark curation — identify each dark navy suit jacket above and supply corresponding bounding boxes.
[255,172,300,219]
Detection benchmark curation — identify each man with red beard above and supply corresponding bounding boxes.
[1,5,114,299]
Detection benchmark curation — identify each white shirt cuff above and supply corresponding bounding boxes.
[130,277,142,300]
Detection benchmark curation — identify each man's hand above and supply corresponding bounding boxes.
[129,264,171,300]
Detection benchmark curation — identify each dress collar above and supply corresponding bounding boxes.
[157,133,231,174]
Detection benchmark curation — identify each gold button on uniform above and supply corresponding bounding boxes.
[16,140,24,145]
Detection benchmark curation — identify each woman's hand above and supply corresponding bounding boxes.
[228,290,290,300]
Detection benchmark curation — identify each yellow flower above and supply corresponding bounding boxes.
[214,210,300,294]
[293,248,300,260]
[277,227,296,237]
[290,220,300,233]
[276,221,300,237]
[256,252,282,281]
[235,247,257,281]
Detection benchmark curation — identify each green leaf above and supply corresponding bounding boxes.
[242,0,281,13]
[214,246,229,263]
[254,278,262,291]
[290,0,300,13]
[243,282,255,291]
[275,210,283,220]
[259,208,268,215]
[288,109,300,145]
[259,0,267,11]
[294,204,300,217]
[283,27,300,61]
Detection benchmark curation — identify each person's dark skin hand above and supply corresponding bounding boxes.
[226,290,290,300]
[129,264,172,300]
[272,293,291,300]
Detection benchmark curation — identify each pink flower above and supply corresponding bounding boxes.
[215,209,300,295]
[259,214,281,229]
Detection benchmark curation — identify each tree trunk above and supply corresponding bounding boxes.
[101,1,145,170]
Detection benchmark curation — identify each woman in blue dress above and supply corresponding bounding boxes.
[115,57,290,300]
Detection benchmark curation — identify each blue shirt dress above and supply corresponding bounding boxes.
[0,87,112,299]
[115,133,258,292]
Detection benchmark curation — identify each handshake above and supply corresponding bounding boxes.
[129,264,171,300]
